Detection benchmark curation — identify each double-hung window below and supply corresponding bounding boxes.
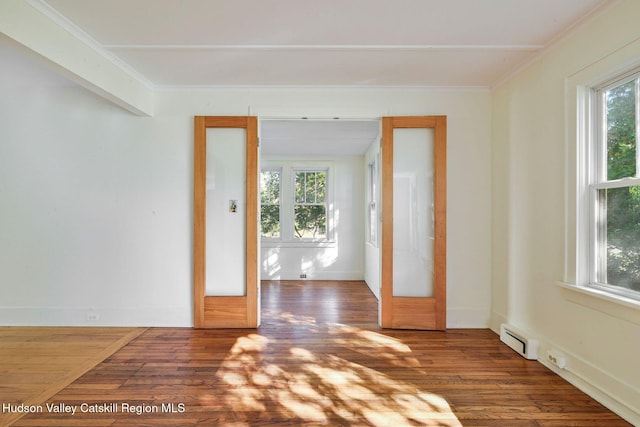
[293,169,327,240]
[260,169,281,239]
[367,159,378,245]
[589,73,640,299]
[259,162,332,245]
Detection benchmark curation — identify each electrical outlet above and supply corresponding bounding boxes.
[299,274,307,279]
[547,350,566,369]
[86,311,99,321]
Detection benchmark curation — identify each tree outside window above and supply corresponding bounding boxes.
[260,170,281,238]
[594,76,640,293]
[259,165,331,243]
[293,170,327,239]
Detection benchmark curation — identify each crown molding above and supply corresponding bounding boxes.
[105,44,543,52]
[154,84,490,92]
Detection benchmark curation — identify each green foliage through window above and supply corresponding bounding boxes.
[260,170,280,238]
[294,171,327,239]
[259,168,329,240]
[600,77,640,292]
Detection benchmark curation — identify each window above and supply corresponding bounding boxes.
[589,73,640,299]
[293,170,327,239]
[259,162,333,245]
[367,158,378,245]
[260,169,281,238]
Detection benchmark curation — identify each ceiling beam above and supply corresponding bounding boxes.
[0,0,154,116]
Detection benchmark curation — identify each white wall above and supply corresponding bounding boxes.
[491,1,640,423]
[160,87,493,329]
[0,85,193,326]
[0,43,492,328]
[260,155,365,281]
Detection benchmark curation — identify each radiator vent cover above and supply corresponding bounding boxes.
[500,324,538,360]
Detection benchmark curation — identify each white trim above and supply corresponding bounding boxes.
[104,44,544,52]
[27,0,155,90]
[489,311,508,334]
[585,72,640,295]
[259,167,283,239]
[157,85,491,93]
[566,36,640,289]
[535,330,640,426]
[261,240,336,249]
[0,0,155,115]
[492,0,619,90]
[367,158,379,246]
[591,177,640,189]
[0,306,191,327]
[446,308,490,328]
[260,270,363,281]
[261,160,334,244]
[556,281,640,325]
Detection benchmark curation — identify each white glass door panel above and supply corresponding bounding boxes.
[205,128,246,296]
[381,116,446,330]
[392,128,434,297]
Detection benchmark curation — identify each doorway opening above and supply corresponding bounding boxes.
[193,115,446,330]
[258,118,382,328]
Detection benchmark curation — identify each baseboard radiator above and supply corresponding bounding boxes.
[500,324,538,360]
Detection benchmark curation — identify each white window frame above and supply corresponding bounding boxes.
[291,167,330,242]
[260,160,334,248]
[367,157,379,246]
[561,41,640,324]
[586,72,640,301]
[259,167,282,241]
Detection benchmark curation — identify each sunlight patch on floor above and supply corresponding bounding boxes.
[210,319,462,426]
[330,324,423,369]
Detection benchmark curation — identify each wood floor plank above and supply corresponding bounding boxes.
[4,281,632,426]
[0,327,146,426]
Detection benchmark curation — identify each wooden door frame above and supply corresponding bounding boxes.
[194,116,258,328]
[380,116,447,330]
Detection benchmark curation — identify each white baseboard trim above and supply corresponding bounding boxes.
[0,306,192,327]
[538,345,640,426]
[494,322,640,426]
[447,308,491,328]
[489,310,508,334]
[363,280,380,300]
[261,270,364,281]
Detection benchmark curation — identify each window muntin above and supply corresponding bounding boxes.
[259,163,332,244]
[293,170,327,240]
[591,74,640,297]
[260,169,281,238]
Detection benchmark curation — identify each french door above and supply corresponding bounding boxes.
[380,116,447,330]
[193,115,445,330]
[193,116,259,328]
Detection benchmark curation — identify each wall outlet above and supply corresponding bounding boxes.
[546,349,566,369]
[86,311,100,321]
[299,274,307,279]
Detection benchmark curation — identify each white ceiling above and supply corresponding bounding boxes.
[5,0,613,155]
[37,0,611,88]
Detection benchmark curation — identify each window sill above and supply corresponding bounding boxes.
[261,240,336,249]
[556,281,640,326]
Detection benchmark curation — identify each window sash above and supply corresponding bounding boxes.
[587,76,640,299]
[367,159,378,245]
[293,169,328,240]
[591,177,640,190]
[259,169,282,239]
[259,164,332,244]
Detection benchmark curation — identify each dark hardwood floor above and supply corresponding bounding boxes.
[13,280,631,426]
